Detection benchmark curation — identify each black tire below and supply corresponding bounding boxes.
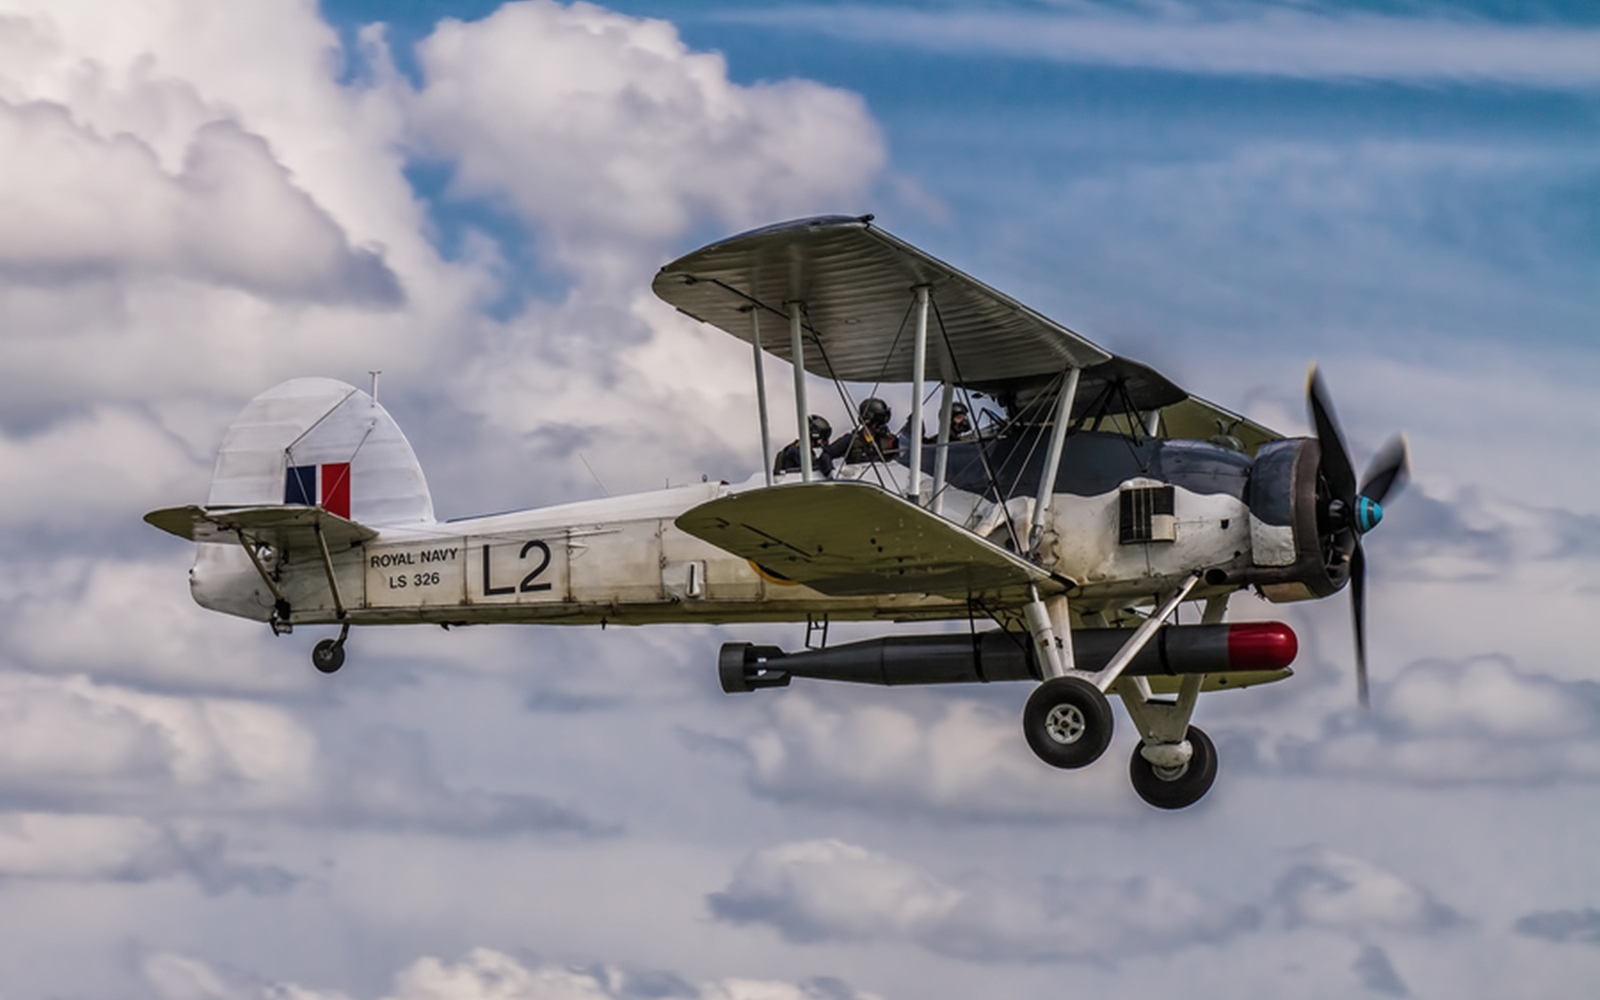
[311,638,345,675]
[1129,725,1217,810]
[1022,676,1113,769]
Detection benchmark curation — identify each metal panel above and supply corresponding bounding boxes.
[652,216,1112,385]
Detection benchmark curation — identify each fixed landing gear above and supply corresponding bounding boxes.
[1130,726,1217,810]
[1022,676,1113,769]
[311,623,349,675]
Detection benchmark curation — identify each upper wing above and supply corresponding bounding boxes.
[144,504,377,550]
[652,215,1112,385]
[652,216,1286,443]
[675,481,1068,602]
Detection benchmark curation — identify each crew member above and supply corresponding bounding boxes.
[925,400,974,442]
[828,397,900,465]
[775,414,834,477]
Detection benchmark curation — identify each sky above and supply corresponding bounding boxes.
[0,0,1597,997]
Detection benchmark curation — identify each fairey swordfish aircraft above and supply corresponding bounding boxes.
[147,215,1408,810]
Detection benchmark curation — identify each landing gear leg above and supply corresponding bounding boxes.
[312,622,349,675]
[1115,673,1216,809]
[1020,588,1114,769]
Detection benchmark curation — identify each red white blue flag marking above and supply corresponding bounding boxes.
[284,462,351,519]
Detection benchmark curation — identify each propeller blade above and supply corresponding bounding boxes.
[1360,433,1411,506]
[1350,542,1369,710]
[1306,365,1357,504]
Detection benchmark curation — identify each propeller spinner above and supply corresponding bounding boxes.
[1306,366,1410,708]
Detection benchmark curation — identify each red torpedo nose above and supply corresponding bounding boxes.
[1226,622,1299,671]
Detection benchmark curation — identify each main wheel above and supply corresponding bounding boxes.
[311,639,345,675]
[1129,725,1217,810]
[1022,677,1113,769]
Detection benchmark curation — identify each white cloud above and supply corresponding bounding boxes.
[396,0,886,489]
[1239,656,1600,786]
[141,948,883,1000]
[730,688,1140,822]
[0,671,596,833]
[0,1,486,412]
[1272,849,1461,933]
[710,838,1255,962]
[409,0,884,264]
[0,812,293,894]
[0,557,314,695]
[727,5,1600,87]
[0,409,208,534]
[0,101,399,302]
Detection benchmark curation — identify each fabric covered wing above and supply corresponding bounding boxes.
[144,505,377,549]
[675,482,1067,601]
[652,215,1112,385]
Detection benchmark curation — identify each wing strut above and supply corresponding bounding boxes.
[931,380,956,516]
[312,521,349,621]
[907,285,930,503]
[747,306,775,486]
[1028,367,1082,551]
[787,301,813,482]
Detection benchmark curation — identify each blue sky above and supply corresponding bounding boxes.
[0,2,1597,998]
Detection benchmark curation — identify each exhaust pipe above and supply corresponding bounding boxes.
[718,622,1297,693]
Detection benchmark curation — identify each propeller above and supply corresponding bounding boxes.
[1306,366,1410,708]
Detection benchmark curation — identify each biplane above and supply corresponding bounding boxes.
[146,215,1407,809]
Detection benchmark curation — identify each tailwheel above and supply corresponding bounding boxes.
[311,639,345,674]
[1023,676,1113,769]
[1129,725,1217,810]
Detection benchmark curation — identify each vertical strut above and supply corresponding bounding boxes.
[749,307,774,486]
[931,380,955,516]
[787,302,812,482]
[312,521,348,621]
[907,285,930,503]
[1029,367,1081,551]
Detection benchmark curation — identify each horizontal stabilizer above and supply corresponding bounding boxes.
[676,481,1067,601]
[144,505,377,549]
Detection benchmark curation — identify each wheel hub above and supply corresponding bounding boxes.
[1044,704,1087,745]
[1138,739,1193,773]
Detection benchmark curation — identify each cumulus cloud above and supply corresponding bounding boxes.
[0,410,208,538]
[709,839,1255,963]
[0,101,400,303]
[725,688,1140,822]
[0,812,293,895]
[363,0,889,493]
[0,672,599,833]
[0,1,487,415]
[1254,657,1600,786]
[409,0,884,264]
[1270,849,1461,934]
[140,948,883,1000]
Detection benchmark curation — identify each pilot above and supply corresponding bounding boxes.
[775,414,834,477]
[828,397,901,465]
[932,400,974,442]
[953,401,976,439]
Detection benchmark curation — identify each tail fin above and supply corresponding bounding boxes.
[207,377,434,527]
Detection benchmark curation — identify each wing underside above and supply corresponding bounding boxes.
[652,216,1285,447]
[652,215,1112,385]
[675,481,1066,603]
